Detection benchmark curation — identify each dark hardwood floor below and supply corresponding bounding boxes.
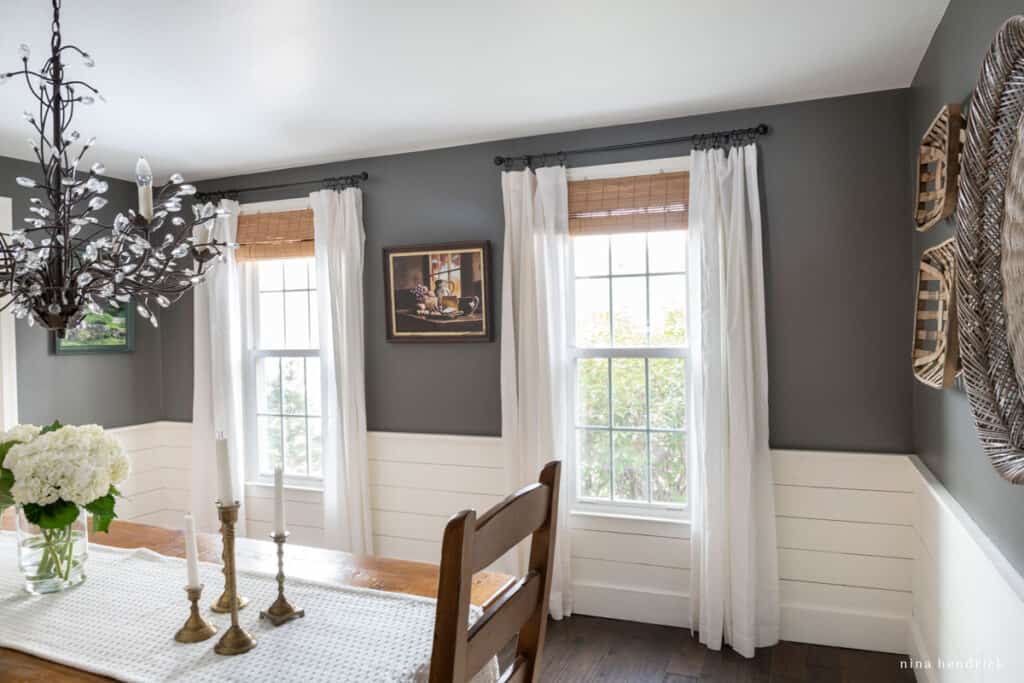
[538,615,916,682]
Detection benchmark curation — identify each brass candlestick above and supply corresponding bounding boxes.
[259,532,305,626]
[211,502,250,612]
[213,501,256,656]
[174,585,217,643]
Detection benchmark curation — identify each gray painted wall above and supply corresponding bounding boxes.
[1,90,915,450]
[0,155,166,428]
[167,89,914,447]
[910,0,1024,576]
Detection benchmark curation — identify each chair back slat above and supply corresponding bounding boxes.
[464,572,541,677]
[472,483,550,573]
[430,461,561,683]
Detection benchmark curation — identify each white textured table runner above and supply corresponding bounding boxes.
[0,532,497,682]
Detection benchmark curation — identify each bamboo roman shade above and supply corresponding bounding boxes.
[234,209,315,262]
[568,171,689,235]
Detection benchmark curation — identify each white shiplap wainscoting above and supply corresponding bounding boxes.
[106,423,1024,669]
[569,512,689,627]
[772,450,916,654]
[108,422,192,529]
[367,431,506,563]
[566,449,917,655]
[908,455,1024,683]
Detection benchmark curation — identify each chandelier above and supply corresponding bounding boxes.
[0,0,232,334]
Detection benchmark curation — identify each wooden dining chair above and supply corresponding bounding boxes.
[429,460,561,683]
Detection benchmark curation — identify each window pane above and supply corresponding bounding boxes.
[283,259,308,290]
[283,291,311,349]
[577,429,610,499]
[612,276,646,346]
[649,274,686,346]
[612,430,648,502]
[258,291,284,349]
[259,261,283,291]
[574,235,609,277]
[283,416,308,476]
[306,259,317,291]
[611,233,646,275]
[257,415,282,473]
[576,358,609,426]
[651,431,686,503]
[256,357,282,413]
[308,288,320,348]
[281,357,307,416]
[575,278,610,347]
[649,358,686,429]
[612,358,646,428]
[647,231,686,274]
[305,358,322,417]
[308,417,323,478]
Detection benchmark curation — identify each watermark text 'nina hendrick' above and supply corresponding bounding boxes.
[901,657,1003,672]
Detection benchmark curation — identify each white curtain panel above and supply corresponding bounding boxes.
[310,188,373,554]
[191,199,247,533]
[687,144,779,658]
[499,166,574,619]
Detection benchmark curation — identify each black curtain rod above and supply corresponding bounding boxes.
[196,171,369,201]
[493,124,769,167]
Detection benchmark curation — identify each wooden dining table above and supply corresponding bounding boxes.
[0,517,515,682]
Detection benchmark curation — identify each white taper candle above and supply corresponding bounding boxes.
[273,465,286,536]
[184,513,200,589]
[135,157,154,221]
[215,437,233,504]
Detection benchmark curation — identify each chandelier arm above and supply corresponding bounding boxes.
[59,79,97,93]
[20,72,47,104]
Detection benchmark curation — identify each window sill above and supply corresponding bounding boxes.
[569,509,690,539]
[570,509,689,526]
[245,480,324,495]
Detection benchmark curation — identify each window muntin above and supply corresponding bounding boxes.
[572,230,687,512]
[250,257,323,480]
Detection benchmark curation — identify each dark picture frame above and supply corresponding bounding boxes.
[53,303,135,354]
[383,240,493,342]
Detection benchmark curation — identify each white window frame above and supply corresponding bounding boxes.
[567,155,691,521]
[239,197,324,489]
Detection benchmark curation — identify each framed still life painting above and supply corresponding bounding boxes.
[383,241,492,342]
[54,303,135,354]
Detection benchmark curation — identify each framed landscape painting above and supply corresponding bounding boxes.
[383,241,492,342]
[54,304,135,354]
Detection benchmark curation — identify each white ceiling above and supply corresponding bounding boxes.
[0,0,949,182]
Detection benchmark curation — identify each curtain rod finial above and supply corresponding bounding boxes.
[493,156,506,166]
[756,124,768,135]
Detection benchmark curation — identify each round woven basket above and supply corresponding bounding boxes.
[956,15,1024,483]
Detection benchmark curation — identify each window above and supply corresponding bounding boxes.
[570,158,689,516]
[246,256,324,483]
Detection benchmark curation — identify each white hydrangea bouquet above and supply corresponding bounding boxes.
[0,421,130,590]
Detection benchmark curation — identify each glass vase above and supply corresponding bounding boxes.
[14,505,88,594]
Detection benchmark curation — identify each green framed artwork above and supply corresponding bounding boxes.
[54,304,135,354]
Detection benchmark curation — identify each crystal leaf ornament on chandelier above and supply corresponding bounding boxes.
[0,0,234,335]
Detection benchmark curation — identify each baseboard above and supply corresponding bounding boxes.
[780,603,907,655]
[572,581,689,628]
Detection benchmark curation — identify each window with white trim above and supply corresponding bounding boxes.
[248,257,323,482]
[570,158,689,516]
[238,198,325,486]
